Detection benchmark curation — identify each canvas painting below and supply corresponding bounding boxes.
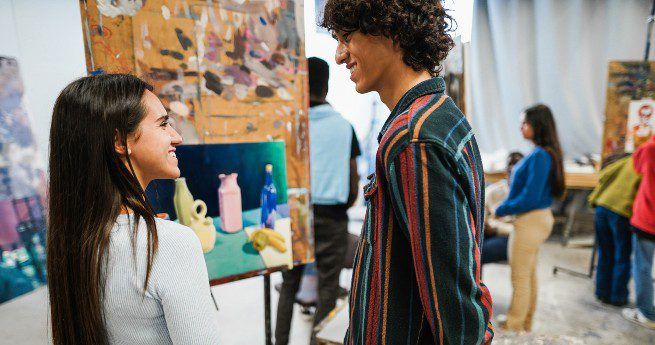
[146,141,294,283]
[625,99,655,152]
[80,0,313,283]
[602,61,655,159]
[0,57,48,303]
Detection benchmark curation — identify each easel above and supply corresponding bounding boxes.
[209,266,288,345]
[554,0,655,279]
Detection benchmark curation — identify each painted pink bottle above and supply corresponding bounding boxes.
[218,173,243,233]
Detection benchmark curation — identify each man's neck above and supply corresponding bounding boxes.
[378,68,432,111]
[310,99,328,108]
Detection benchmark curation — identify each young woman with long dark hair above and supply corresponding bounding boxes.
[493,104,565,331]
[47,74,220,344]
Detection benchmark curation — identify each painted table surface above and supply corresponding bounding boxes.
[193,204,290,284]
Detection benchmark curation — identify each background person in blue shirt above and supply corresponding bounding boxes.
[493,104,565,331]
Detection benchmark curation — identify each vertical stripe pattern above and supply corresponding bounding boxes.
[345,78,494,345]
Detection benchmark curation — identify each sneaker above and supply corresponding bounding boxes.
[495,314,508,329]
[622,308,655,329]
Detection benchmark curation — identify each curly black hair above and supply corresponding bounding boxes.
[320,0,456,76]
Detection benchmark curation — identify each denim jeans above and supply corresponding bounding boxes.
[633,233,655,320]
[594,206,632,304]
[482,234,509,264]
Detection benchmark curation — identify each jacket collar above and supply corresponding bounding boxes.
[378,77,446,142]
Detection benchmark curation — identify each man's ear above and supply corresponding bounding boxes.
[114,131,131,156]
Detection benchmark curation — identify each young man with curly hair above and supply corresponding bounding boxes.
[320,0,494,344]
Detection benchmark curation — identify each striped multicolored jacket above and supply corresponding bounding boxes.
[345,78,494,344]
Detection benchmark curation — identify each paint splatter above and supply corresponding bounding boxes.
[175,28,193,51]
[234,84,248,100]
[277,88,292,101]
[97,0,143,18]
[169,101,190,117]
[255,86,274,98]
[161,5,171,20]
[225,65,253,86]
[170,51,184,60]
[259,17,267,26]
[161,48,184,60]
[271,53,286,65]
[204,71,223,95]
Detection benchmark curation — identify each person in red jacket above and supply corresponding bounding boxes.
[623,135,655,329]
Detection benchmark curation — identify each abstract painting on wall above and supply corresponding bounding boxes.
[0,57,48,303]
[146,141,294,283]
[602,61,655,159]
[80,0,312,283]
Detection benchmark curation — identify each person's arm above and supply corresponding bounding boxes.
[346,158,359,208]
[495,150,551,217]
[487,218,514,237]
[633,142,654,175]
[387,142,492,345]
[346,126,361,208]
[153,225,220,344]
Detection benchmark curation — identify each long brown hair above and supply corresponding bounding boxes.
[47,74,158,344]
[524,104,566,199]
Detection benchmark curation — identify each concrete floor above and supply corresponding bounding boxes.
[1,211,654,344]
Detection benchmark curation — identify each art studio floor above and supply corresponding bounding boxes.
[0,207,654,344]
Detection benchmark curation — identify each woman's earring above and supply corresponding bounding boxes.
[127,148,132,155]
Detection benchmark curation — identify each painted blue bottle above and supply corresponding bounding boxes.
[260,164,277,228]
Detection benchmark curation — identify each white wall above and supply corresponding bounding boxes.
[0,0,87,167]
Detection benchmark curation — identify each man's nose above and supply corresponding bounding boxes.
[335,42,348,65]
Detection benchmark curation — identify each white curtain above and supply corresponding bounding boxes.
[469,0,651,158]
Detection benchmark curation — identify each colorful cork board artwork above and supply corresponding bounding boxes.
[602,61,655,160]
[79,0,312,284]
[0,57,48,303]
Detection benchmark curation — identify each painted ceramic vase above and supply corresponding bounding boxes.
[189,199,217,253]
[173,178,194,226]
[218,173,243,233]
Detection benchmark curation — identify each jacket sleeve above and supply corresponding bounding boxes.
[386,141,493,345]
[633,141,655,175]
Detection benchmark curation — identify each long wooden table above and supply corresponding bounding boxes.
[484,171,599,189]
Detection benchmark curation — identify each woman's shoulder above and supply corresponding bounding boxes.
[531,146,552,161]
[154,218,202,253]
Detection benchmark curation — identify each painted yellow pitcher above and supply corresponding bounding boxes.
[189,199,217,253]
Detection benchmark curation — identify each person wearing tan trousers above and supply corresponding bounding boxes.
[493,104,566,332]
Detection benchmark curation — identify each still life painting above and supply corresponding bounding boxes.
[146,141,293,283]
